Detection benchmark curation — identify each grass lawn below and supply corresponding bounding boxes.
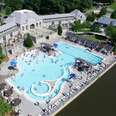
[0,9,6,16]
[77,28,91,32]
[79,35,104,43]
[109,2,116,10]
[0,98,12,116]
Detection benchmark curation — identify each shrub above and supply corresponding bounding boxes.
[57,24,62,36]
[23,33,33,48]
[90,23,100,32]
[99,7,107,17]
[111,10,116,19]
[87,12,96,22]
[106,26,116,45]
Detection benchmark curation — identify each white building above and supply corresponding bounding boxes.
[0,9,86,44]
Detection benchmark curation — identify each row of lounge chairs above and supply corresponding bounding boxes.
[65,33,113,54]
[41,78,89,116]
[41,61,107,116]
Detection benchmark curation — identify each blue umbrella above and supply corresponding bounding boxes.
[69,73,76,79]
[10,59,17,67]
[53,43,58,48]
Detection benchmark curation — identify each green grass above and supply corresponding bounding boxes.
[113,46,116,52]
[109,2,116,10]
[79,35,103,43]
[77,28,91,32]
[0,98,12,116]
[0,9,6,16]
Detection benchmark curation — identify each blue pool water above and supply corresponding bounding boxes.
[57,42,103,65]
[7,42,103,101]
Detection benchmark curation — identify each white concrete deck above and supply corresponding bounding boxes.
[0,30,116,116]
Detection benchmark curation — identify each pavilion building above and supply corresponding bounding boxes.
[0,9,86,45]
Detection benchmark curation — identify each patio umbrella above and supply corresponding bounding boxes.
[0,83,6,91]
[8,66,15,70]
[10,59,17,67]
[11,98,21,106]
[53,43,58,48]
[69,73,76,79]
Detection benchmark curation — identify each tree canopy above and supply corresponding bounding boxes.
[4,0,94,15]
[99,7,107,17]
[106,25,116,44]
[111,10,116,19]
[23,33,34,48]
[94,0,114,3]
[3,0,116,15]
[90,23,101,32]
[5,0,23,12]
[71,20,91,32]
[57,24,62,36]
[86,12,96,22]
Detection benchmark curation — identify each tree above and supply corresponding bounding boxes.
[71,20,81,32]
[106,25,116,45]
[90,23,100,32]
[2,0,93,15]
[0,46,3,57]
[23,33,33,48]
[63,0,81,12]
[94,0,114,4]
[71,20,91,32]
[80,0,93,10]
[5,0,23,12]
[0,46,5,61]
[39,0,64,14]
[57,24,62,36]
[99,7,107,17]
[23,0,41,14]
[0,17,4,26]
[111,10,116,19]
[5,6,12,15]
[86,12,96,22]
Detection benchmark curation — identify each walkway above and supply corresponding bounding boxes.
[71,31,109,39]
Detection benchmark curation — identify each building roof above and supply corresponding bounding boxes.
[39,9,86,21]
[97,17,116,26]
[0,22,17,33]
[5,9,39,25]
[5,9,86,25]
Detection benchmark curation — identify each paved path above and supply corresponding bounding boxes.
[14,94,43,116]
[70,31,109,38]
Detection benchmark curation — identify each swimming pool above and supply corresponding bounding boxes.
[7,42,103,101]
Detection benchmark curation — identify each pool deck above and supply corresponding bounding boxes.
[52,58,116,116]
[0,35,116,116]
